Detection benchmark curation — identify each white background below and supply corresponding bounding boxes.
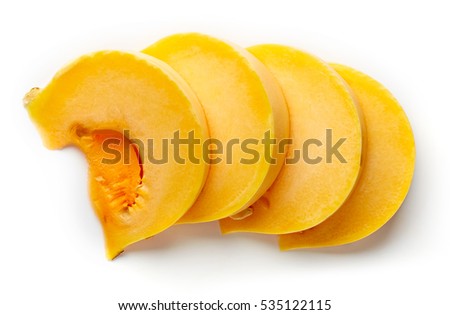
[1,0,449,314]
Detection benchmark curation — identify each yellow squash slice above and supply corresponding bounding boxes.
[143,34,289,223]
[25,51,209,259]
[280,64,415,249]
[221,45,363,234]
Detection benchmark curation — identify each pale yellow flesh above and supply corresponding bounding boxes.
[220,45,363,234]
[26,51,209,259]
[279,64,415,249]
[143,34,289,223]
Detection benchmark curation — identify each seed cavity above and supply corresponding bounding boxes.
[78,129,143,223]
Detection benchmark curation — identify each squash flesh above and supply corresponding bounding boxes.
[143,34,289,223]
[220,45,363,234]
[79,130,142,225]
[279,64,415,249]
[25,51,209,259]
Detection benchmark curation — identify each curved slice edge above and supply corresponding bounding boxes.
[279,64,415,250]
[25,50,209,259]
[220,45,363,234]
[143,33,289,223]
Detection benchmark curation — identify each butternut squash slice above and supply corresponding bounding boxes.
[279,64,415,249]
[220,45,363,234]
[24,51,209,259]
[143,33,289,223]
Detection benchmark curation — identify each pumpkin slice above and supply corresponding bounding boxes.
[143,33,289,223]
[25,51,209,259]
[279,64,415,249]
[220,45,363,234]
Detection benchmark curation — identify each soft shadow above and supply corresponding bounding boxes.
[285,163,421,256]
[296,212,403,255]
[222,231,279,249]
[125,221,279,256]
[125,158,421,257]
[126,221,223,252]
